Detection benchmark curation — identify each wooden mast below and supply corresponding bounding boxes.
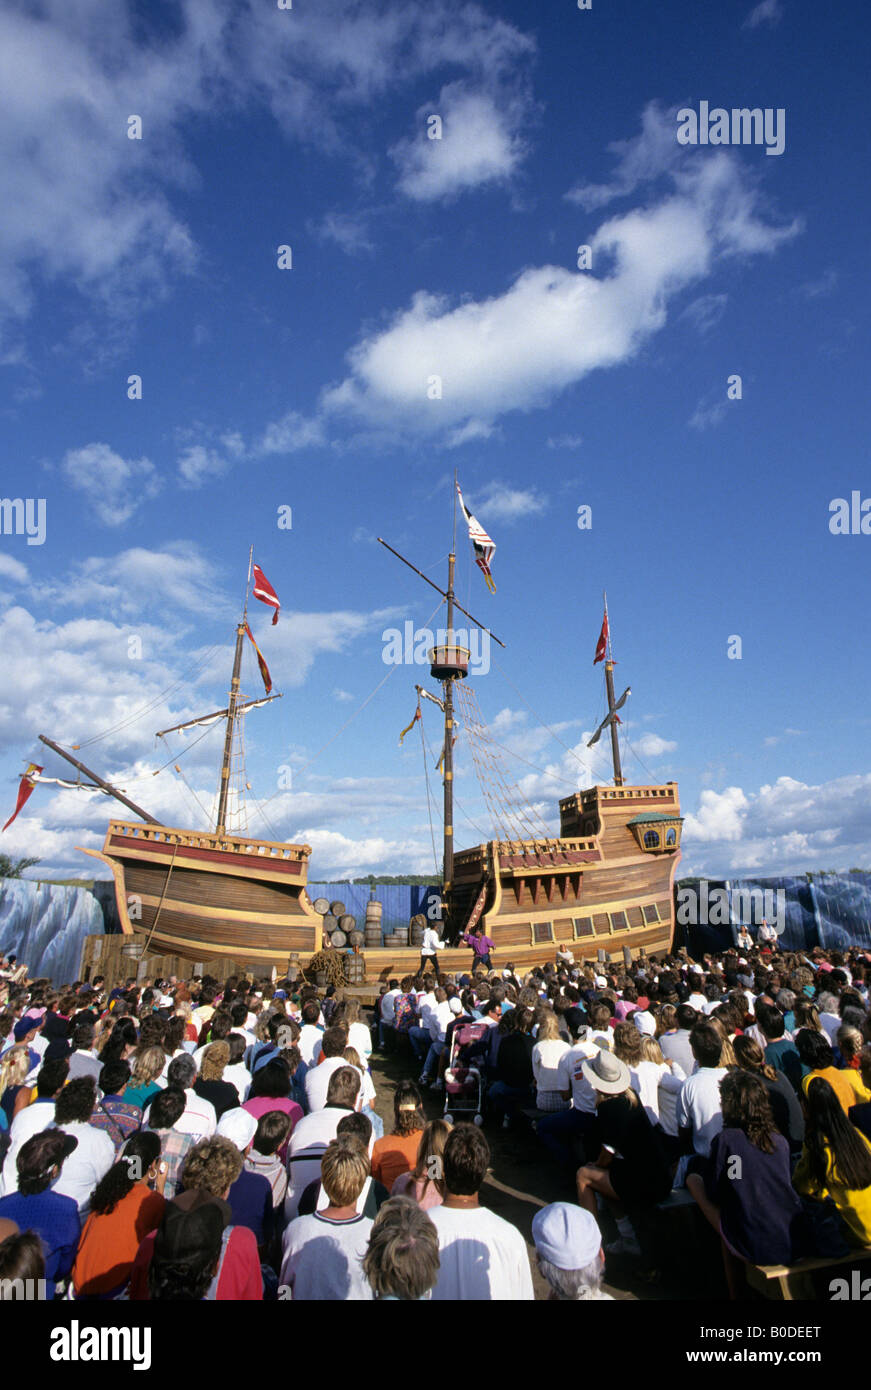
[215,547,253,836]
[442,481,458,933]
[37,735,161,825]
[603,591,624,787]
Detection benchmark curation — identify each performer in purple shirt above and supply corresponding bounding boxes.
[462,925,494,972]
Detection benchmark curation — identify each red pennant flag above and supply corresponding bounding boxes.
[593,613,608,664]
[3,764,42,832]
[244,624,272,694]
[252,564,281,625]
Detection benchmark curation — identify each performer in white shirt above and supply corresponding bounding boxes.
[419,922,445,977]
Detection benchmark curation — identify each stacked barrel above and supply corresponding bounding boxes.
[364,898,383,949]
[313,898,358,948]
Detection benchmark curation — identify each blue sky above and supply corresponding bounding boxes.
[0,0,869,882]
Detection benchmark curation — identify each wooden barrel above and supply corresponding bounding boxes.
[322,914,338,934]
[365,900,383,922]
[365,927,382,948]
[313,898,331,915]
[349,930,365,948]
[410,922,425,945]
[390,927,409,945]
[339,914,356,932]
[330,929,347,949]
[330,900,346,917]
[410,913,426,930]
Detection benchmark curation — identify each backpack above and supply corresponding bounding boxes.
[394,994,415,1033]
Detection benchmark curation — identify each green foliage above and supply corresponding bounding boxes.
[0,854,42,879]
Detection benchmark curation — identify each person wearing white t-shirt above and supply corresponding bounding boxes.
[378,983,400,1049]
[284,1066,361,1222]
[536,1032,601,1166]
[305,1028,365,1112]
[280,1134,374,1300]
[419,923,444,977]
[429,1126,533,1301]
[49,1076,115,1216]
[0,1057,68,1197]
[166,1053,216,1139]
[298,1001,325,1067]
[675,1022,728,1159]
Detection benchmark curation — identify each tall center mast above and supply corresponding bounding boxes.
[216,546,253,835]
[603,593,624,788]
[377,481,503,935]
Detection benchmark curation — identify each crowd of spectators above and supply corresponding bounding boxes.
[1,934,871,1300]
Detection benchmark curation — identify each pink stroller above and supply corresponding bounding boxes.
[443,1020,490,1126]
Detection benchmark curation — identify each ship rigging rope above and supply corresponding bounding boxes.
[73,643,224,749]
[490,655,601,780]
[252,596,447,815]
[455,682,553,844]
[418,722,490,844]
[418,705,440,876]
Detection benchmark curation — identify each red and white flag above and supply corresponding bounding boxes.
[3,764,42,833]
[593,612,608,665]
[252,564,281,624]
[244,624,273,695]
[456,482,496,594]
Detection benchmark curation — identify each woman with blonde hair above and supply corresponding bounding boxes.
[125,1045,166,1114]
[342,1046,383,1138]
[391,1118,452,1211]
[193,1041,238,1120]
[532,1009,571,1113]
[0,1046,32,1126]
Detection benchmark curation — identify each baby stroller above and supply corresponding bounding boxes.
[443,1020,490,1126]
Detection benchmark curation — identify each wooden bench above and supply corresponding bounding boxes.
[746,1246,871,1301]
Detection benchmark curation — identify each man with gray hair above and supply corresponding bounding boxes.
[166,1053,216,1138]
[531,1202,612,1301]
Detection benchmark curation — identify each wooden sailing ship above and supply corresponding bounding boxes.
[374,484,683,975]
[34,517,681,979]
[40,552,325,970]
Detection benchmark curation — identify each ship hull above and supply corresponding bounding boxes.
[81,821,323,967]
[80,782,681,977]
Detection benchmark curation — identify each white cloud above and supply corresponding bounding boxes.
[333,688,355,702]
[34,542,230,619]
[547,434,583,450]
[796,268,838,299]
[311,211,375,257]
[0,0,535,343]
[0,554,28,584]
[257,412,326,456]
[681,292,728,334]
[682,774,871,878]
[322,123,799,440]
[446,419,497,448]
[566,101,683,211]
[688,395,728,431]
[743,0,784,29]
[392,85,528,202]
[61,443,161,525]
[632,733,678,758]
[470,482,546,523]
[177,444,232,488]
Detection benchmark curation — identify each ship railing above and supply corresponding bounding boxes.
[106,821,312,860]
[561,783,678,808]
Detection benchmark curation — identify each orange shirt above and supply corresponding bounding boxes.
[72,1184,166,1297]
[370,1131,424,1191]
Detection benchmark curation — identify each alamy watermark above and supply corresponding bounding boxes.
[675,881,785,934]
[0,497,46,546]
[382,622,490,676]
[676,103,785,156]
